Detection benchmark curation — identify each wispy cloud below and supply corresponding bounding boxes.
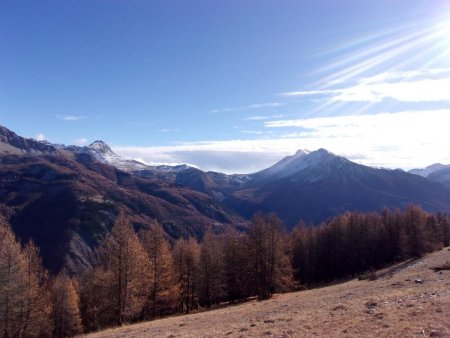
[114,109,450,173]
[35,133,46,141]
[73,138,88,146]
[159,128,180,132]
[280,69,450,103]
[211,102,284,113]
[241,130,263,135]
[245,114,285,121]
[56,115,87,121]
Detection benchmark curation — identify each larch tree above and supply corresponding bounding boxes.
[246,213,295,300]
[0,221,53,338]
[100,212,150,325]
[16,241,53,338]
[139,222,178,318]
[401,205,429,258]
[52,274,83,338]
[437,212,450,247]
[222,228,247,302]
[0,219,27,338]
[79,267,112,332]
[172,238,200,313]
[198,231,224,308]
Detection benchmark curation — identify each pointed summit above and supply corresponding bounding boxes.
[256,148,339,179]
[85,140,122,165]
[88,140,114,154]
[78,139,149,171]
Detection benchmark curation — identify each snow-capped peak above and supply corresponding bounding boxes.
[256,148,338,179]
[260,149,309,176]
[409,163,448,177]
[88,140,114,154]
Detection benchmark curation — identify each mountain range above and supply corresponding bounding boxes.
[1,124,450,273]
[409,163,450,187]
[0,126,243,273]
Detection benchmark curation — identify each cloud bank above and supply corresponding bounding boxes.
[114,109,450,174]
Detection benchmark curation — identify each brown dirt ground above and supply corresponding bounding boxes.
[83,247,450,338]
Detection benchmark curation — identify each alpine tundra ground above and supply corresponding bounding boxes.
[84,248,450,338]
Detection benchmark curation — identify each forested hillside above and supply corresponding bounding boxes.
[1,206,448,336]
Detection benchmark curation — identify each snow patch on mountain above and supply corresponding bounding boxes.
[67,140,197,173]
[409,163,449,177]
[256,148,341,180]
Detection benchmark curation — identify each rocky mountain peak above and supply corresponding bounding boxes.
[0,124,56,154]
[256,148,340,179]
[88,140,114,154]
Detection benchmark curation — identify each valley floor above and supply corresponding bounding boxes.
[83,248,450,338]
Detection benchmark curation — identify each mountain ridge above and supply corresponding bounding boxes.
[2,124,450,272]
[0,125,245,274]
[224,148,450,226]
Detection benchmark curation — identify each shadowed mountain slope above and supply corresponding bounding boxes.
[0,126,244,274]
[224,149,450,227]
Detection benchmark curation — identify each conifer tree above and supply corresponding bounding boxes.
[198,231,224,308]
[52,274,83,338]
[0,221,53,338]
[79,267,112,331]
[246,213,295,300]
[101,212,150,325]
[0,220,26,338]
[17,242,52,338]
[222,229,247,302]
[172,238,200,313]
[139,222,178,318]
[401,205,428,258]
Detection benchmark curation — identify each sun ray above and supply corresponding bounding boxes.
[306,16,450,91]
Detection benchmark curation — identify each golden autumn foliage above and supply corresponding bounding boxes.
[52,274,83,338]
[0,220,52,338]
[1,206,449,336]
[139,222,179,318]
[100,212,150,325]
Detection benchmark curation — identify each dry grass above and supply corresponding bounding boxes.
[83,248,450,338]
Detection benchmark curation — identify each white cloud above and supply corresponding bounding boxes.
[159,128,179,132]
[114,109,450,173]
[73,138,88,146]
[245,114,285,121]
[281,69,450,103]
[241,130,263,135]
[35,133,46,141]
[211,102,284,113]
[56,115,87,121]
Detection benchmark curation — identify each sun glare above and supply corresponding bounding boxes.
[437,19,450,42]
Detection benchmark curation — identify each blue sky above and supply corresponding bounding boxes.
[1,0,450,173]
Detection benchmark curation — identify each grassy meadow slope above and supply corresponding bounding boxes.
[84,248,450,338]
